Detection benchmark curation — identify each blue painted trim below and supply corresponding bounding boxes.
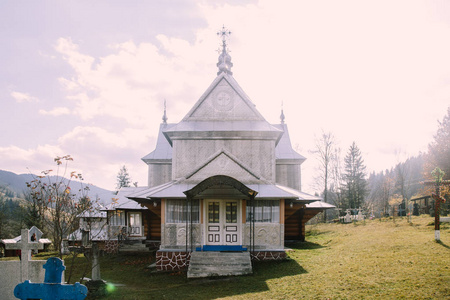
[196,245,247,252]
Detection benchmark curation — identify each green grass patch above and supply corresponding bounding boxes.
[2,216,449,299]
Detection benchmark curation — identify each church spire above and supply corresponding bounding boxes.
[162,100,168,124]
[216,25,233,76]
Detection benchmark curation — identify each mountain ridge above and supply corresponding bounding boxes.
[0,169,113,205]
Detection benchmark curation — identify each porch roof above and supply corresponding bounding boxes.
[126,179,321,204]
[306,200,336,209]
[103,187,149,211]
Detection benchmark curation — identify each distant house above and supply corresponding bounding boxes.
[67,205,108,249]
[0,226,51,257]
[68,188,159,253]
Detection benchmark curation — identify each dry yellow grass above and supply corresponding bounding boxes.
[4,215,448,299]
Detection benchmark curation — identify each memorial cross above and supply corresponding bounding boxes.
[14,257,88,300]
[5,229,43,281]
[423,167,450,241]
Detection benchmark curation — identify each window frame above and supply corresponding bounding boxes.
[246,200,280,223]
[165,199,200,224]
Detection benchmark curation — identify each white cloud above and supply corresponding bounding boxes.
[3,0,450,193]
[39,107,71,116]
[54,36,216,129]
[11,91,39,103]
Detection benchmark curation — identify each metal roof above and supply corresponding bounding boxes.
[103,186,148,211]
[141,122,306,164]
[141,123,174,162]
[164,120,283,134]
[1,237,51,245]
[126,178,321,203]
[306,201,336,209]
[273,123,306,161]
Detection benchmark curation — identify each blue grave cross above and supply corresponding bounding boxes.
[14,257,88,300]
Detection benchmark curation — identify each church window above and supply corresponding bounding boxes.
[166,199,199,223]
[208,202,220,223]
[226,202,238,223]
[246,200,280,223]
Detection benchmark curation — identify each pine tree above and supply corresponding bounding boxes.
[427,107,450,180]
[342,142,367,209]
[116,165,132,190]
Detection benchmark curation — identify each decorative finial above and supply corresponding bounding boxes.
[162,100,168,124]
[280,101,285,124]
[217,25,232,44]
[216,25,233,76]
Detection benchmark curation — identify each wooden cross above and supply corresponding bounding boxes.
[14,257,88,300]
[423,167,450,241]
[5,229,44,281]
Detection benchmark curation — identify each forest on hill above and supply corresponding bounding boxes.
[0,169,111,239]
[311,107,450,221]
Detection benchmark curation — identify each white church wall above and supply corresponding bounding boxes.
[148,163,172,187]
[243,223,284,250]
[276,163,302,191]
[172,139,276,182]
[161,224,201,250]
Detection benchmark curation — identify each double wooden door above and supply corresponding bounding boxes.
[205,200,240,246]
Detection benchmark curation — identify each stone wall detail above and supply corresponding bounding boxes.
[156,251,191,271]
[251,251,286,261]
[104,240,119,254]
[155,250,286,271]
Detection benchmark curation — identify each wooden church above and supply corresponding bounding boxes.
[110,28,334,276]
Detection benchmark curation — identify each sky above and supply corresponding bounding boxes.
[1,0,449,194]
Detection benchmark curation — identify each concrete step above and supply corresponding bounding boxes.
[187,251,252,278]
[119,240,150,252]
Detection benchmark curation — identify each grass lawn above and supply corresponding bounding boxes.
[5,215,449,299]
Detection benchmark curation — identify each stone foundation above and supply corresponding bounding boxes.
[251,250,286,261]
[156,251,191,271]
[156,250,286,271]
[104,240,119,254]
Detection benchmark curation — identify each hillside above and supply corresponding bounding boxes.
[0,170,112,205]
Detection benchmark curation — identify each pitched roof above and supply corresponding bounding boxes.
[273,123,306,162]
[142,123,174,162]
[182,73,264,122]
[103,186,148,211]
[141,122,306,164]
[163,73,283,145]
[306,201,336,209]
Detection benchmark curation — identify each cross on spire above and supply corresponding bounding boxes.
[217,25,232,44]
[216,25,233,76]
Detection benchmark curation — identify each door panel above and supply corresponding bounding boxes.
[207,201,221,244]
[205,200,240,246]
[128,212,142,236]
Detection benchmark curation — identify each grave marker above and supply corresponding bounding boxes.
[344,209,352,223]
[14,257,88,300]
[5,229,43,281]
[423,167,450,241]
[357,208,364,221]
